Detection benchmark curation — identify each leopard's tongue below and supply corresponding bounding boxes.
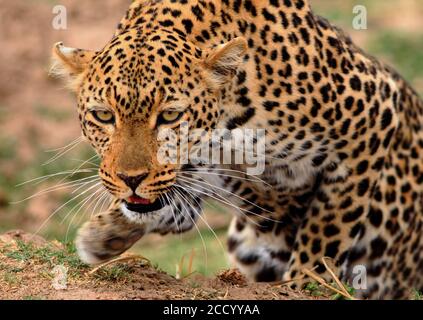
[128,195,151,205]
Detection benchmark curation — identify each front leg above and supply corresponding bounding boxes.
[222,175,316,282]
[282,156,390,297]
[76,199,145,264]
[227,216,297,282]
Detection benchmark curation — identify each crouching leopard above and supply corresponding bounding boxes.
[51,0,423,299]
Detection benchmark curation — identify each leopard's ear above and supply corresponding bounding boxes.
[50,42,96,91]
[203,37,247,90]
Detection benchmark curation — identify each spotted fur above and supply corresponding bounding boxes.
[51,0,423,299]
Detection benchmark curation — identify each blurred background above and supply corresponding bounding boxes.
[0,0,422,277]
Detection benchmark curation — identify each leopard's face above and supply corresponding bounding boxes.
[52,29,246,223]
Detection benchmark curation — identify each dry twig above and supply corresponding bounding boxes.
[88,253,150,275]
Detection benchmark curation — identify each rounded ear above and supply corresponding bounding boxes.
[203,37,247,90]
[50,42,96,91]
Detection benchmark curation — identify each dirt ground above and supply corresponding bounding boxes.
[0,230,328,300]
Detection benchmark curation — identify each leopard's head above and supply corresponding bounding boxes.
[51,28,246,228]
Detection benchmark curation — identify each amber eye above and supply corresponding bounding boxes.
[91,110,115,124]
[158,111,183,125]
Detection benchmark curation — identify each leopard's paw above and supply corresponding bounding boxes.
[75,209,145,265]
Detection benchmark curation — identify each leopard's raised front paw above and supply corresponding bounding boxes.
[75,211,145,264]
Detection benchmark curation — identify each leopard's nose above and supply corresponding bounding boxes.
[117,172,148,192]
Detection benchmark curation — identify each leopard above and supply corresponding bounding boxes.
[50,0,423,299]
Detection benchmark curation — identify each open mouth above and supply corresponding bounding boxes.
[124,195,166,214]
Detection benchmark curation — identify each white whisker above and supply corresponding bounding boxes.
[69,158,100,168]
[64,187,105,242]
[45,136,82,153]
[34,181,102,235]
[11,176,100,204]
[164,191,181,233]
[65,154,99,180]
[99,193,112,214]
[181,167,269,185]
[178,169,271,187]
[177,177,279,225]
[15,169,97,187]
[70,176,101,194]
[179,174,272,214]
[43,138,83,166]
[88,189,108,219]
[172,187,210,272]
[174,184,226,255]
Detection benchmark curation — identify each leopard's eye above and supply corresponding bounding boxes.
[158,111,184,125]
[91,110,115,124]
